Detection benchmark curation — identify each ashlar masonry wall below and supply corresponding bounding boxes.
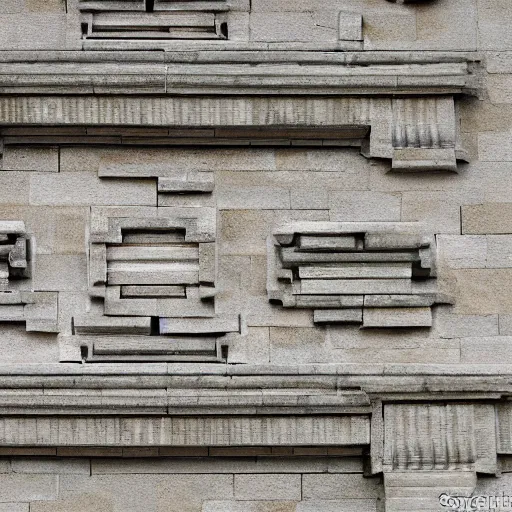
[0,0,512,511]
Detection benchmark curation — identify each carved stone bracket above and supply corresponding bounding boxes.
[381,403,498,512]
[267,221,452,327]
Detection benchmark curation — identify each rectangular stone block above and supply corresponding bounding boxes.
[437,235,487,269]
[363,307,433,328]
[0,474,57,502]
[159,315,239,334]
[479,132,512,162]
[314,309,362,324]
[299,235,359,251]
[296,501,377,512]
[436,314,499,338]
[11,458,90,475]
[462,204,512,234]
[329,191,401,221]
[461,336,512,363]
[301,279,412,295]
[364,233,426,250]
[392,147,457,172]
[303,474,382,499]
[363,294,437,308]
[487,235,512,267]
[249,12,338,43]
[401,192,466,235]
[290,188,329,210]
[488,75,512,104]
[339,11,362,41]
[92,337,216,355]
[499,315,512,335]
[29,497,112,512]
[33,254,88,292]
[0,172,30,205]
[478,0,512,51]
[281,248,420,266]
[73,316,151,335]
[199,243,216,284]
[121,285,186,298]
[2,146,58,172]
[234,474,301,500]
[217,186,290,210]
[158,172,214,193]
[29,172,156,206]
[0,14,68,50]
[454,269,512,314]
[299,264,412,280]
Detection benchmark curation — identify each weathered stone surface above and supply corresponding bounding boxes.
[30,172,156,207]
[363,307,433,328]
[462,204,512,235]
[30,497,113,512]
[0,0,510,507]
[234,475,301,500]
[0,474,57,502]
[203,502,297,512]
[11,458,90,475]
[2,147,58,172]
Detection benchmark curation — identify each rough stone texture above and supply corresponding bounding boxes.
[0,0,511,510]
[234,475,301,500]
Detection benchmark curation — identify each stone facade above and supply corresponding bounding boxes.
[0,0,512,510]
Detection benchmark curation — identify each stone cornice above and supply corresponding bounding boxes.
[0,52,476,96]
[0,364,511,395]
[0,364,508,450]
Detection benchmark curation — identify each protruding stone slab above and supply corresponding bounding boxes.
[160,315,239,335]
[314,309,363,324]
[362,307,432,328]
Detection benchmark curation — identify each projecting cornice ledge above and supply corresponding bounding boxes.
[0,53,477,96]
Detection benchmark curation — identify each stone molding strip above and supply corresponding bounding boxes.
[0,61,470,95]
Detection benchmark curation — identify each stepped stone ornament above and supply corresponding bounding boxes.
[0,221,58,332]
[74,187,238,363]
[267,222,451,328]
[0,221,28,287]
